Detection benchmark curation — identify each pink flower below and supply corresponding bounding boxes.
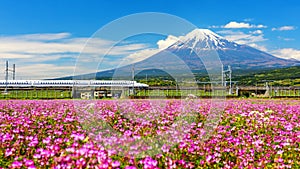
[5,148,14,157]
[284,124,293,131]
[28,140,39,147]
[112,161,120,167]
[206,155,213,162]
[124,130,132,136]
[24,159,34,166]
[179,142,187,149]
[11,161,22,168]
[124,166,137,169]
[161,144,170,153]
[33,154,41,159]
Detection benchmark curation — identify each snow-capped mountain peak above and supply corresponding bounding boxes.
[181,29,222,42]
[169,29,231,50]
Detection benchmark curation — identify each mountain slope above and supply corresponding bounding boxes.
[166,29,299,70]
[59,29,300,80]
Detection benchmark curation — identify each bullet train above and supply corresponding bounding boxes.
[0,80,149,88]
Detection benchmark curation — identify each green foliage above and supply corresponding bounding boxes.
[232,66,300,86]
[0,90,72,99]
[136,66,300,86]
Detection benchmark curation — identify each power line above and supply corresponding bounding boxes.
[222,65,232,94]
[4,61,16,93]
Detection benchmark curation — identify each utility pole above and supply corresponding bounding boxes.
[5,61,8,93]
[175,78,178,93]
[146,74,148,83]
[228,65,232,95]
[3,61,16,93]
[12,64,15,80]
[132,64,135,96]
[222,65,232,95]
[221,64,224,86]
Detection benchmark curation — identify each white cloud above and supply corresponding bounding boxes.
[14,32,71,41]
[208,25,220,28]
[272,26,296,31]
[224,21,252,28]
[223,21,267,29]
[0,32,150,79]
[248,43,268,52]
[277,36,294,41]
[157,35,179,50]
[16,64,76,79]
[0,35,148,57]
[120,35,179,65]
[121,49,159,65]
[218,29,300,61]
[271,48,300,60]
[250,30,263,34]
[217,29,268,53]
[217,30,267,44]
[256,24,266,28]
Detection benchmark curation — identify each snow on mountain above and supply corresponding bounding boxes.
[166,28,299,69]
[92,29,300,79]
[180,29,224,47]
[169,29,236,50]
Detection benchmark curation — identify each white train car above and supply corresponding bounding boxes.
[0,80,149,88]
[0,80,31,87]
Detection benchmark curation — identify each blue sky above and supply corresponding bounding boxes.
[0,0,299,79]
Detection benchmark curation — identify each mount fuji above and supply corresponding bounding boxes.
[165,29,299,70]
[64,29,300,79]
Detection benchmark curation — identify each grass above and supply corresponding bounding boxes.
[0,90,72,99]
[0,88,299,100]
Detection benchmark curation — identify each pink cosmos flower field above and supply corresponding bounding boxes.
[0,99,299,168]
